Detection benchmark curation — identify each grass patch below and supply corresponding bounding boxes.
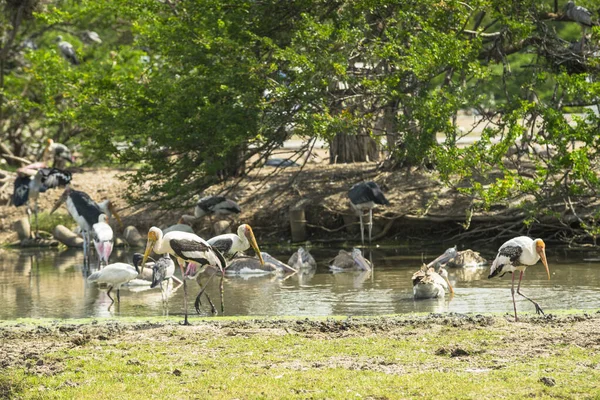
[0,374,25,399]
[35,212,75,233]
[2,313,600,398]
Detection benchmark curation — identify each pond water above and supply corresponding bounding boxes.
[1,244,599,320]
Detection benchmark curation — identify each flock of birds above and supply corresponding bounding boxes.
[11,151,552,323]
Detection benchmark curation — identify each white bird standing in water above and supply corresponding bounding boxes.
[87,262,139,305]
[92,214,114,267]
[207,224,264,264]
[141,227,227,324]
[488,236,550,321]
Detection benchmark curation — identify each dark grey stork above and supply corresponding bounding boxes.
[488,236,550,321]
[347,181,390,245]
[207,224,264,264]
[141,227,227,324]
[12,166,72,237]
[51,187,112,266]
[56,36,79,65]
[564,1,596,49]
[131,253,181,300]
[328,248,372,272]
[195,195,241,222]
[41,139,75,169]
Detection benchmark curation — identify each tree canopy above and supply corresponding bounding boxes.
[1,0,600,241]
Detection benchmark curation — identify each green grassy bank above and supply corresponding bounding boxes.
[1,312,600,399]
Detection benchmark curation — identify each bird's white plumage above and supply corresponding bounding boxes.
[87,263,138,287]
[150,228,224,275]
[207,224,250,257]
[489,236,540,277]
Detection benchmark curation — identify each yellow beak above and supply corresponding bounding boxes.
[247,229,264,265]
[539,250,550,280]
[140,240,155,275]
[109,202,123,229]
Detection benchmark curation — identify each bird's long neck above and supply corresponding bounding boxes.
[237,228,249,249]
[153,234,168,255]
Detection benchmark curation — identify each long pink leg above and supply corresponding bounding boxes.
[516,271,545,316]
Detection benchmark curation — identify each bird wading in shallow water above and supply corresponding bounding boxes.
[488,236,550,321]
[207,224,264,264]
[141,227,227,324]
[87,262,139,306]
[51,188,119,266]
[92,214,114,267]
[347,181,390,245]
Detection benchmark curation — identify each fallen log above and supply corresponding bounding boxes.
[53,225,84,248]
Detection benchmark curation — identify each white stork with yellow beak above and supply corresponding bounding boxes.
[207,224,264,264]
[488,236,550,321]
[141,227,227,324]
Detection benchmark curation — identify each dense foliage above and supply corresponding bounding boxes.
[1,0,600,240]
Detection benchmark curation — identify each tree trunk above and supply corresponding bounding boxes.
[329,133,379,164]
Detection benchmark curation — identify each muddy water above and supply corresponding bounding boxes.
[0,245,598,319]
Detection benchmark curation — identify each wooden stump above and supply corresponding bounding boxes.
[290,208,307,242]
[53,225,84,248]
[13,218,30,241]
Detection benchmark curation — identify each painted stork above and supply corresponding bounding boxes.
[41,139,75,169]
[329,248,372,272]
[207,224,264,264]
[56,36,79,65]
[51,187,105,264]
[347,181,390,245]
[87,262,139,305]
[287,247,317,271]
[412,264,454,299]
[195,195,241,221]
[141,227,227,324]
[12,166,72,237]
[92,214,114,267]
[163,215,196,234]
[488,236,550,321]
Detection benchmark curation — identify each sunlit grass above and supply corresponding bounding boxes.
[2,313,600,399]
[35,211,75,234]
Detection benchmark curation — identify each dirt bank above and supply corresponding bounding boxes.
[0,162,584,247]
